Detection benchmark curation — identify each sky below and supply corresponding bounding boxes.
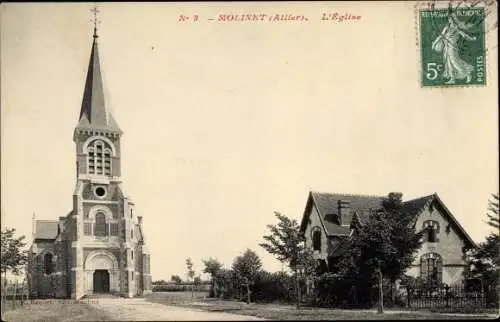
[1,2,498,282]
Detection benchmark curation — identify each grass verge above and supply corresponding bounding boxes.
[1,299,113,322]
[146,292,499,320]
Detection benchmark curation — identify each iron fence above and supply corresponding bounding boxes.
[404,283,495,312]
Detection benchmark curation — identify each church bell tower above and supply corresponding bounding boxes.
[69,13,146,299]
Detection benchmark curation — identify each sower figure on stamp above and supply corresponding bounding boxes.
[431,6,477,84]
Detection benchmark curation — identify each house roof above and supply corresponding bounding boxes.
[300,191,477,248]
[328,236,350,257]
[400,194,434,217]
[300,191,384,236]
[34,220,59,240]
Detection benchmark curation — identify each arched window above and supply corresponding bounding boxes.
[420,253,442,283]
[87,139,112,176]
[95,212,107,237]
[423,220,440,243]
[311,227,322,251]
[44,253,54,275]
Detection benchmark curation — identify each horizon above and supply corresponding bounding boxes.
[1,2,498,282]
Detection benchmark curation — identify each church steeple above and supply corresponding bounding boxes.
[75,6,121,136]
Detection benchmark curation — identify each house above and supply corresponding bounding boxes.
[26,25,152,299]
[300,191,476,285]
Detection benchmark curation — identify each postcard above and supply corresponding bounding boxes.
[1,1,498,320]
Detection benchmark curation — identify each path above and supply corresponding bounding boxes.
[88,297,266,321]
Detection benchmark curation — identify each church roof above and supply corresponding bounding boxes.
[34,220,59,240]
[75,32,121,134]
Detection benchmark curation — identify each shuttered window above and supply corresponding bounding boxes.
[110,223,119,236]
[87,140,112,176]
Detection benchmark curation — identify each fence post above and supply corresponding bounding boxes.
[13,280,17,309]
[445,284,450,309]
[1,278,4,317]
[407,286,411,309]
[20,282,23,307]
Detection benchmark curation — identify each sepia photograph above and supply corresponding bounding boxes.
[1,1,498,320]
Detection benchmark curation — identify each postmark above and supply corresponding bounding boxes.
[419,3,487,87]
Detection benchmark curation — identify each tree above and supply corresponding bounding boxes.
[202,257,223,297]
[193,276,201,286]
[170,275,182,284]
[213,268,236,299]
[232,249,262,304]
[1,228,28,311]
[185,258,196,300]
[486,193,499,230]
[330,193,423,309]
[1,228,28,278]
[153,279,168,284]
[259,212,317,309]
[468,193,499,303]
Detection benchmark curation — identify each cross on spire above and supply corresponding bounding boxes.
[90,4,101,38]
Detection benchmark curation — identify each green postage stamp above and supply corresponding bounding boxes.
[419,6,486,87]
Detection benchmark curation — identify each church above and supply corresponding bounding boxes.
[27,24,152,299]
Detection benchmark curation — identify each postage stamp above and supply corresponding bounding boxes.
[419,4,486,87]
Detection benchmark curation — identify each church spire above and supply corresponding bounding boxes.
[75,4,121,135]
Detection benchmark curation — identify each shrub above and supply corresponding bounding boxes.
[152,283,210,292]
[213,269,297,303]
[251,271,294,303]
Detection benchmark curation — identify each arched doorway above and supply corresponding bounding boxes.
[93,270,110,293]
[84,250,119,295]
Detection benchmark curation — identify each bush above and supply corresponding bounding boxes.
[251,271,295,303]
[213,269,296,303]
[152,283,210,292]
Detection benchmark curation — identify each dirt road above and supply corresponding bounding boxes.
[89,297,266,321]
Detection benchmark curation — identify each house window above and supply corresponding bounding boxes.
[44,253,54,275]
[131,229,134,239]
[428,228,436,242]
[87,139,112,176]
[423,220,440,243]
[95,212,107,237]
[420,253,442,284]
[131,250,134,260]
[311,227,321,251]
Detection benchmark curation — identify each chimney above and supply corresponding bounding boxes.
[138,216,143,225]
[338,200,351,227]
[388,192,403,201]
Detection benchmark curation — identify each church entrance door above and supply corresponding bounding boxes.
[93,269,110,293]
